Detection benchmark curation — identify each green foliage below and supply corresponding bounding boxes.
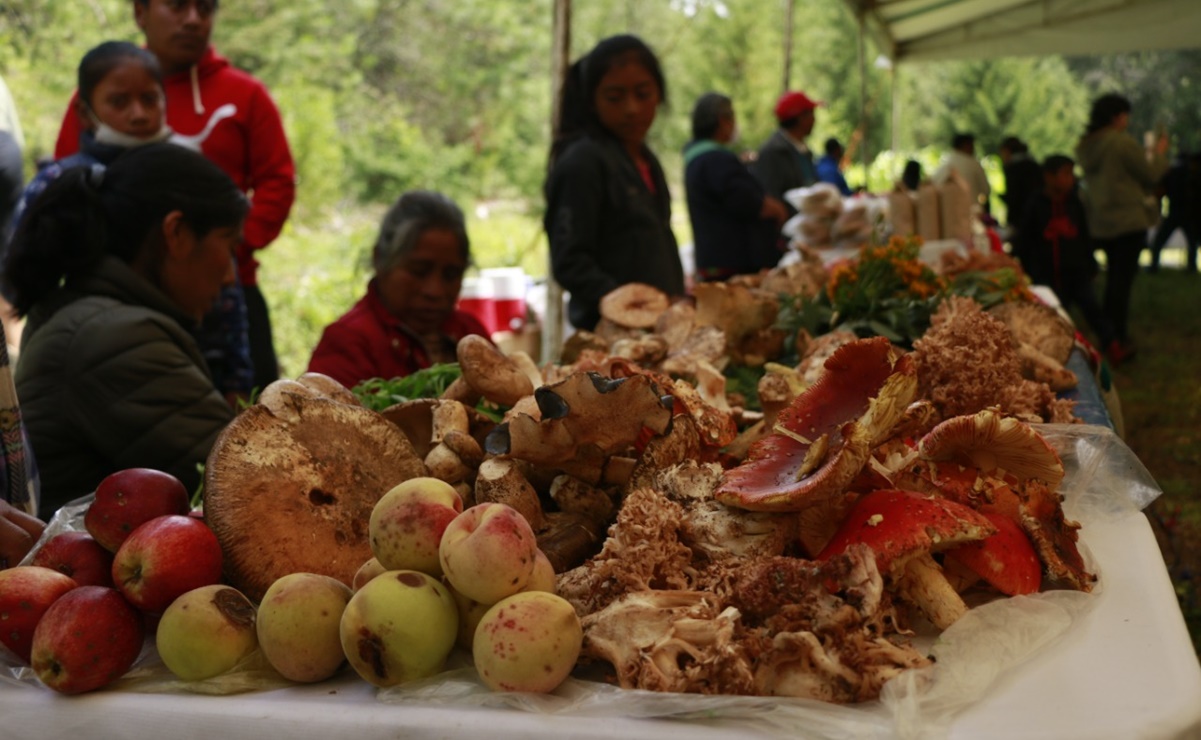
[351,364,464,412]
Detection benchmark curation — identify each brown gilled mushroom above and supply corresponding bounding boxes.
[917,409,1064,488]
[204,396,427,601]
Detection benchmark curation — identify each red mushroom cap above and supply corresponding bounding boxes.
[817,489,996,575]
[716,337,916,512]
[944,510,1042,596]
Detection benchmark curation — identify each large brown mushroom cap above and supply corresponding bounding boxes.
[599,283,670,329]
[204,395,427,601]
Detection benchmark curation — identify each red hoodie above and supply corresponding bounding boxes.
[55,46,296,287]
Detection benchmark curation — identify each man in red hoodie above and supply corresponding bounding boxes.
[55,0,296,394]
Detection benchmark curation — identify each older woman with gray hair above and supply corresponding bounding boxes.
[307,190,490,388]
[683,92,787,282]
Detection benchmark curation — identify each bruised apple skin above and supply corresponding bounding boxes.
[0,566,78,664]
[339,570,458,687]
[85,468,190,553]
[156,585,258,681]
[31,531,115,588]
[30,586,145,694]
[473,591,582,693]
[370,477,463,577]
[257,572,353,682]
[439,503,538,605]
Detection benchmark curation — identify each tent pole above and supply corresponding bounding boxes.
[782,0,795,91]
[891,64,898,154]
[542,0,571,365]
[858,7,869,177]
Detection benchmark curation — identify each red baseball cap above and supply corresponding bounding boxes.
[774,91,822,121]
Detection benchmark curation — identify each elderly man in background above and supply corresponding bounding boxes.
[752,90,822,217]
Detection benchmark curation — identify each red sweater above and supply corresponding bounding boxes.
[55,47,296,287]
[307,281,491,390]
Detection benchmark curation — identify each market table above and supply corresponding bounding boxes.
[4,426,1199,740]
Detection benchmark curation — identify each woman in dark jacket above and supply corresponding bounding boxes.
[544,34,685,331]
[3,144,246,517]
[683,92,787,281]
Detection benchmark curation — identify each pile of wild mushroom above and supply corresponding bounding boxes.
[201,266,1096,702]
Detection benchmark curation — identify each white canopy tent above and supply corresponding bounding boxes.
[845,0,1201,63]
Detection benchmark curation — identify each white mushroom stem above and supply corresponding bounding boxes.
[424,443,471,485]
[475,458,544,531]
[897,552,968,630]
[430,400,470,445]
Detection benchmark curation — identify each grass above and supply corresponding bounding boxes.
[1112,253,1201,655]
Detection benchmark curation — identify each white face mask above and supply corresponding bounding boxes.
[93,120,174,148]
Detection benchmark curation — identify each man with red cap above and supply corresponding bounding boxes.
[751,90,821,217]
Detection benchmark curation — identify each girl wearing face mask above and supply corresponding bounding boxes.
[9,42,180,235]
[8,41,253,406]
[543,35,685,332]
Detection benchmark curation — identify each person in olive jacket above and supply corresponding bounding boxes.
[683,92,787,282]
[2,144,244,517]
[543,35,684,331]
[1076,93,1169,363]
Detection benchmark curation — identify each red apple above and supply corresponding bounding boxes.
[30,585,145,694]
[31,531,115,587]
[85,468,190,553]
[112,515,223,614]
[0,566,78,663]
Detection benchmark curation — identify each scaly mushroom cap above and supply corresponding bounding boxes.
[599,282,670,329]
[716,337,917,512]
[456,334,534,407]
[204,396,427,601]
[917,409,1064,488]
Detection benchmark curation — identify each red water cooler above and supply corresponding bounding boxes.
[482,267,527,335]
[456,276,498,334]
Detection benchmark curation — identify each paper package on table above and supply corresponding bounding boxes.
[0,424,1169,740]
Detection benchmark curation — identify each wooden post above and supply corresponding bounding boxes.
[858,6,870,177]
[541,0,570,365]
[782,0,795,92]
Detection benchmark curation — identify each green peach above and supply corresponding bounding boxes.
[439,503,537,604]
[369,478,463,577]
[339,570,458,687]
[473,591,582,693]
[156,585,257,681]
[257,573,353,683]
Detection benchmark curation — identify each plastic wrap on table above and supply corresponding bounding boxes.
[1,426,1162,740]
